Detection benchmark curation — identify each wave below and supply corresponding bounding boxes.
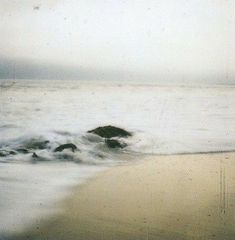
[0,130,137,165]
[1,127,235,166]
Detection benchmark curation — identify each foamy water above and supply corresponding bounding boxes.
[0,80,235,235]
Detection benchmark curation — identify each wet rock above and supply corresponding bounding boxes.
[105,139,127,149]
[25,139,50,150]
[9,151,17,155]
[54,143,78,152]
[0,151,8,157]
[0,150,17,157]
[16,148,29,154]
[88,125,132,138]
[32,152,39,158]
[31,153,49,162]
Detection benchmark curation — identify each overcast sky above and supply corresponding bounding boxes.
[0,0,234,84]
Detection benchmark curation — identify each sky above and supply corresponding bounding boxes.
[0,0,235,84]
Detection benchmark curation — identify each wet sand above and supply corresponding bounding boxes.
[11,152,235,240]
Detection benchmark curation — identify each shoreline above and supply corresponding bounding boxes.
[2,79,235,90]
[8,152,235,240]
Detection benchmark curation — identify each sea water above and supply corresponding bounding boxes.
[0,80,235,235]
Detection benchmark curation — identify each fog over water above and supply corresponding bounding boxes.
[0,0,235,84]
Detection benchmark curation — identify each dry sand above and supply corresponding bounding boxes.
[11,152,235,240]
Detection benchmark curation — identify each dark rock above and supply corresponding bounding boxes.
[25,139,50,150]
[0,150,17,157]
[54,143,78,152]
[0,151,8,157]
[32,152,38,158]
[9,151,17,155]
[88,125,132,138]
[105,139,127,149]
[31,153,49,162]
[16,148,29,154]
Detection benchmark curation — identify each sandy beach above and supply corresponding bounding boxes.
[9,152,235,240]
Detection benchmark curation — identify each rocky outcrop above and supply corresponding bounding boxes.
[88,125,131,139]
[105,139,127,149]
[32,152,39,158]
[0,150,16,157]
[24,139,50,150]
[16,148,29,154]
[54,143,78,152]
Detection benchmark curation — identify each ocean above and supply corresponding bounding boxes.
[1,80,235,236]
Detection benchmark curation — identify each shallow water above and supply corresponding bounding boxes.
[0,80,235,235]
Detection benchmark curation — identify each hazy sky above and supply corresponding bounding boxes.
[0,0,235,83]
